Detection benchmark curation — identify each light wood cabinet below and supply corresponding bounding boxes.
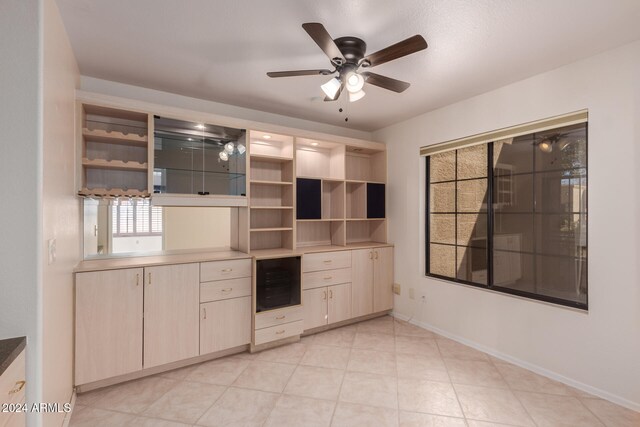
[351,247,394,317]
[143,263,199,368]
[0,346,25,427]
[373,247,394,312]
[200,296,251,354]
[75,268,143,384]
[303,283,352,331]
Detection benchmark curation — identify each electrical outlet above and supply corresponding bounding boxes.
[409,288,415,299]
[392,283,401,295]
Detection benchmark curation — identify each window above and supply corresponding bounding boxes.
[425,117,588,309]
[112,199,163,237]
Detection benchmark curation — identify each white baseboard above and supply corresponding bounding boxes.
[391,311,640,413]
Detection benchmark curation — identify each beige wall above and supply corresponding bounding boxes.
[375,40,640,410]
[42,0,80,425]
[163,207,232,250]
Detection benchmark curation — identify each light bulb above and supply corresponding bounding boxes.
[345,72,364,93]
[237,144,246,155]
[224,142,235,154]
[195,124,205,130]
[321,77,341,99]
[219,151,229,161]
[348,89,366,102]
[539,140,553,153]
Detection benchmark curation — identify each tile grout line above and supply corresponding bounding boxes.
[492,357,539,427]
[328,328,355,426]
[435,336,468,426]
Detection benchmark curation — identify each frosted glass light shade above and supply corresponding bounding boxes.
[219,151,229,161]
[346,72,365,93]
[321,77,341,99]
[349,89,365,102]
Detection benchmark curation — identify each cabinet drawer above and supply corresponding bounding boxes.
[302,251,351,272]
[303,268,351,290]
[0,350,25,410]
[254,320,303,346]
[255,306,303,329]
[200,259,251,282]
[200,277,251,303]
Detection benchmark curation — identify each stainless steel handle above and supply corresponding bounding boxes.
[93,224,98,237]
[329,289,333,299]
[374,251,379,260]
[148,272,151,284]
[203,307,207,320]
[323,260,332,264]
[221,288,233,292]
[323,276,332,280]
[323,290,327,300]
[276,315,286,320]
[275,330,285,335]
[8,381,25,395]
[221,268,233,273]
[136,274,139,286]
[369,251,373,259]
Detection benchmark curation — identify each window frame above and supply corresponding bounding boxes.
[112,199,163,238]
[425,124,588,311]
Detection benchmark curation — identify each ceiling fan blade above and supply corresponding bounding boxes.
[361,72,410,93]
[324,82,344,101]
[363,35,428,68]
[302,23,345,63]
[267,69,333,78]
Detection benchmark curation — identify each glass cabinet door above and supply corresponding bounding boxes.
[153,117,246,196]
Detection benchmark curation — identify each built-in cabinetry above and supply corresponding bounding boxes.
[74,255,251,387]
[0,338,26,427]
[351,247,394,318]
[77,103,151,198]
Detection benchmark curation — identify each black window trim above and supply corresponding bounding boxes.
[425,125,588,311]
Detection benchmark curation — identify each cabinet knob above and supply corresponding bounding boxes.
[8,381,25,395]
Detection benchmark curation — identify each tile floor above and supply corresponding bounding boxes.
[70,316,640,427]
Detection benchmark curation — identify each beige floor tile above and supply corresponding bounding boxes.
[311,326,357,348]
[264,394,335,427]
[494,362,571,395]
[91,376,177,414]
[465,421,523,427]
[454,384,533,426]
[394,321,436,339]
[444,359,508,388]
[347,348,397,376]
[580,397,640,427]
[68,406,136,427]
[256,342,307,364]
[353,332,396,353]
[339,371,398,409]
[141,380,226,424]
[399,411,467,426]
[284,365,345,400]
[357,316,395,335]
[300,344,351,369]
[331,402,399,427]
[156,364,198,381]
[128,417,191,426]
[396,336,440,357]
[186,355,251,386]
[232,360,296,393]
[396,353,449,382]
[196,387,279,427]
[75,389,107,407]
[233,350,260,360]
[397,378,462,417]
[515,391,604,427]
[436,338,489,361]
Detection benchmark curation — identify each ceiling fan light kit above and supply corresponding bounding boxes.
[267,22,428,105]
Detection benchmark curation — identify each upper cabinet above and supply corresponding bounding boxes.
[152,117,247,206]
[77,103,151,198]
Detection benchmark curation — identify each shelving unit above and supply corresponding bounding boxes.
[77,103,151,198]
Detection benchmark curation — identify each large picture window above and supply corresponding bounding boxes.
[425,119,588,309]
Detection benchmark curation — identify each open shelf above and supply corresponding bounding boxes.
[346,182,366,219]
[250,180,293,186]
[296,139,345,180]
[345,147,386,182]
[249,130,294,159]
[251,208,293,230]
[82,158,148,172]
[250,157,293,182]
[250,229,294,251]
[250,227,293,232]
[346,219,386,245]
[297,220,345,247]
[78,187,149,198]
[82,128,147,146]
[322,180,345,220]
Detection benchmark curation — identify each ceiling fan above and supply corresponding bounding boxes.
[267,23,428,102]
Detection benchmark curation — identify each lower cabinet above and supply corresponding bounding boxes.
[75,268,143,385]
[303,283,351,330]
[351,247,394,317]
[200,296,251,354]
[143,263,200,368]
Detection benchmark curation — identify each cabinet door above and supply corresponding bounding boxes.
[351,249,374,317]
[200,296,251,355]
[144,263,199,368]
[328,283,351,324]
[303,287,328,330]
[75,268,143,384]
[373,247,394,312]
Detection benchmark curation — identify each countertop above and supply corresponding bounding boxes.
[0,336,26,377]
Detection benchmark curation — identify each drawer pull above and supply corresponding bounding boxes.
[8,381,25,395]
[136,274,139,286]
[374,251,379,259]
[323,276,332,280]
[323,290,327,300]
[323,260,332,264]
[275,315,286,320]
[148,272,151,284]
[221,268,233,272]
[275,330,285,335]
[221,288,233,292]
[369,251,373,259]
[202,307,207,320]
[329,289,333,299]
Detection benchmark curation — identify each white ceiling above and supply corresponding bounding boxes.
[56,0,640,132]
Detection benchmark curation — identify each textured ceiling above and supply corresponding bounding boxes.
[56,0,640,131]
